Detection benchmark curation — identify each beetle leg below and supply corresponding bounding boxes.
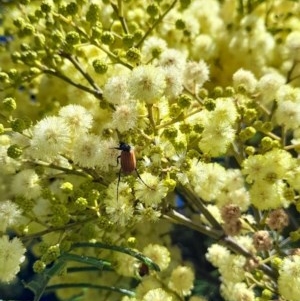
[115,155,121,167]
[135,169,154,190]
[117,167,122,200]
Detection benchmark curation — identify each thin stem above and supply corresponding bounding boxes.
[221,236,278,280]
[136,0,178,48]
[53,12,133,70]
[147,104,156,131]
[284,143,300,150]
[176,185,223,231]
[59,51,103,95]
[111,0,129,34]
[264,131,281,141]
[155,107,202,131]
[286,60,299,84]
[25,160,94,179]
[164,210,223,240]
[42,68,103,99]
[20,217,98,242]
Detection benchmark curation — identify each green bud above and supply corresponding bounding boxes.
[123,34,135,48]
[133,29,143,42]
[163,179,176,191]
[198,88,208,99]
[236,84,247,94]
[253,120,263,131]
[7,69,18,79]
[101,31,115,45]
[86,3,100,24]
[21,24,35,36]
[34,33,46,48]
[162,127,178,140]
[261,121,273,133]
[244,108,257,123]
[261,289,273,299]
[272,140,281,149]
[58,4,68,16]
[7,144,23,159]
[204,98,216,111]
[60,182,73,193]
[0,72,10,83]
[178,94,191,108]
[91,26,102,40]
[35,9,44,19]
[87,189,100,204]
[239,126,256,141]
[20,42,30,50]
[127,237,136,247]
[179,123,192,134]
[183,29,191,37]
[29,67,41,76]
[92,59,108,74]
[13,18,25,29]
[193,124,204,133]
[150,46,162,58]
[34,166,45,176]
[10,118,26,133]
[52,30,64,44]
[11,52,22,64]
[2,97,17,111]
[290,229,300,242]
[224,86,235,96]
[169,103,181,118]
[33,260,46,273]
[180,0,191,9]
[21,0,30,5]
[28,13,38,24]
[271,257,282,269]
[40,0,52,13]
[111,21,123,35]
[175,19,186,30]
[66,2,78,15]
[245,146,255,156]
[146,3,160,17]
[261,137,273,151]
[213,86,223,97]
[187,149,199,159]
[126,47,141,63]
[65,31,80,45]
[44,244,60,264]
[60,240,72,252]
[75,197,88,211]
[21,50,38,65]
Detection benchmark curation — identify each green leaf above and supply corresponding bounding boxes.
[71,242,161,272]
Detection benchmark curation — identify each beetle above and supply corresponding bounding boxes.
[112,142,153,199]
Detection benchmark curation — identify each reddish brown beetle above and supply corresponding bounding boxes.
[113,142,153,199]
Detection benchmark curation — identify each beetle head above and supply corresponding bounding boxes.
[114,142,131,152]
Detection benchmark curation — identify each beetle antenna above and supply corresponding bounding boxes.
[135,168,155,190]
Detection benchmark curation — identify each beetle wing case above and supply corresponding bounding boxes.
[121,150,136,174]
